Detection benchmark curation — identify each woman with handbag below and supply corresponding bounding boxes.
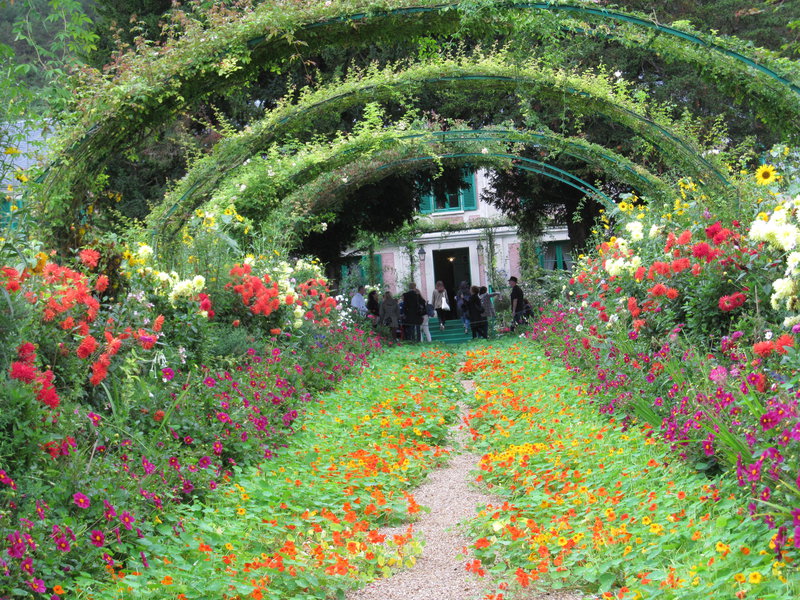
[431,280,450,331]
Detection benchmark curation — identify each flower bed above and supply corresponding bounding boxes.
[0,246,384,597]
[77,348,462,599]
[460,342,798,599]
[517,154,800,560]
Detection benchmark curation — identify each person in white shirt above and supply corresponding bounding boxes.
[351,285,367,315]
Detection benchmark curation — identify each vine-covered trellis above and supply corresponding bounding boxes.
[28,0,800,244]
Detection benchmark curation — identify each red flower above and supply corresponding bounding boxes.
[153,314,164,332]
[648,283,668,297]
[79,249,101,269]
[666,287,679,300]
[627,297,640,318]
[753,341,774,358]
[17,342,36,364]
[705,221,722,239]
[718,292,746,312]
[9,361,37,383]
[95,275,109,292]
[677,230,692,245]
[775,334,794,354]
[76,335,99,359]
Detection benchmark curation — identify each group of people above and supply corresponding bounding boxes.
[350,276,528,342]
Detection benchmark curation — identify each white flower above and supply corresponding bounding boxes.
[773,224,800,251]
[191,275,206,292]
[614,70,622,78]
[575,324,583,332]
[481,147,489,154]
[239,184,247,192]
[625,221,644,241]
[136,244,153,261]
[765,330,774,340]
[787,251,800,275]
[648,224,663,238]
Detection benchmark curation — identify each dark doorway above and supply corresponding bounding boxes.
[432,247,472,318]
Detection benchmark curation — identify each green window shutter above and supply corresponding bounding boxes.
[373,254,383,284]
[419,191,434,214]
[555,244,564,270]
[536,246,545,268]
[460,170,477,211]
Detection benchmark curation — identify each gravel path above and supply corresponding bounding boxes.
[347,379,584,600]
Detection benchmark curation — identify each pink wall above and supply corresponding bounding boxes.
[380,252,397,294]
[508,243,521,280]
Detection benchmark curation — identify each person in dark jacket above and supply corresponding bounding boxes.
[456,280,471,333]
[401,283,423,342]
[366,290,380,325]
[467,285,487,339]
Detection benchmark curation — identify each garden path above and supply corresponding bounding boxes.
[346,379,582,600]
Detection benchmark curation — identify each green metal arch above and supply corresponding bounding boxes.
[156,60,724,227]
[41,0,797,198]
[298,2,799,95]
[151,124,670,238]
[244,150,617,246]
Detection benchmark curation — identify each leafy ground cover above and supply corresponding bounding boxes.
[71,347,463,599]
[460,341,798,600]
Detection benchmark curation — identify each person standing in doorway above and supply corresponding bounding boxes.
[431,280,450,331]
[508,276,525,331]
[402,283,423,342]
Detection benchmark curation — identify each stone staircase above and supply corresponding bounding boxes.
[423,316,503,344]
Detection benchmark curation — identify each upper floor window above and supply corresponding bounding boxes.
[419,170,477,214]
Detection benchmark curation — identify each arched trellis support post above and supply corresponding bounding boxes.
[33,0,799,242]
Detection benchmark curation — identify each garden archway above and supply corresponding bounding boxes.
[33,0,800,243]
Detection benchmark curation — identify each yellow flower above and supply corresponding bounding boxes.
[755,164,777,185]
[748,572,763,584]
[734,573,746,583]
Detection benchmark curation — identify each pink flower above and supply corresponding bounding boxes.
[87,412,101,427]
[73,492,91,509]
[90,529,105,547]
[119,511,135,530]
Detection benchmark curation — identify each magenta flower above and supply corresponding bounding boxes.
[119,511,135,530]
[27,579,45,593]
[20,557,33,575]
[87,412,101,427]
[54,536,71,552]
[103,499,117,520]
[161,367,175,382]
[203,377,216,388]
[90,530,105,547]
[73,492,90,509]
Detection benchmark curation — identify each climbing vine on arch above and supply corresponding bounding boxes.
[29,0,799,246]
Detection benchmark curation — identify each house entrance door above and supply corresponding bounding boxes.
[432,248,471,318]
